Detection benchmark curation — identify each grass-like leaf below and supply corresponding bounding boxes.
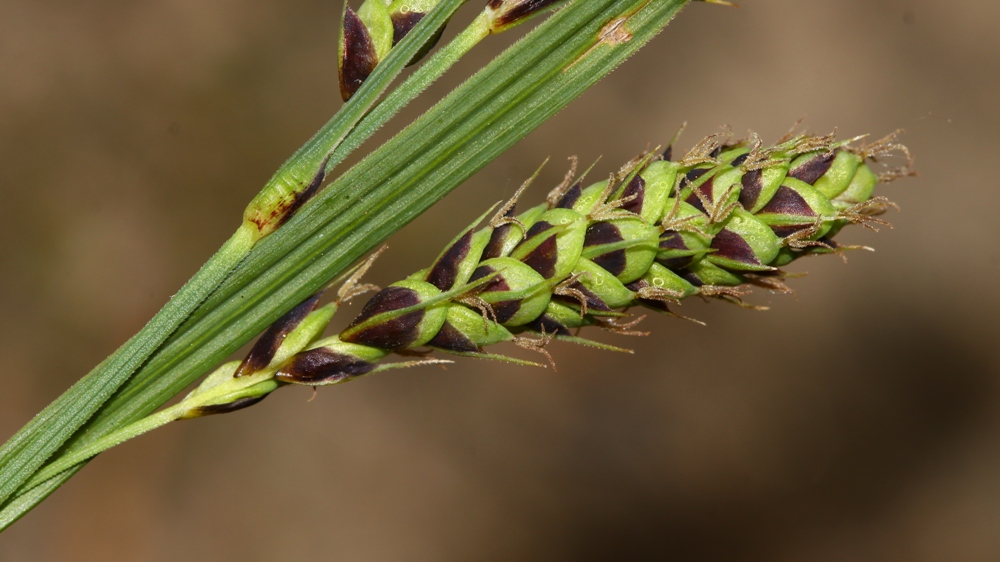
[0,0,466,519]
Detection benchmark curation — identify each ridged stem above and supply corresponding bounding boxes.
[0,223,256,507]
[326,13,492,175]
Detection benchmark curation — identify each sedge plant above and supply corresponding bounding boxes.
[11,127,913,496]
[0,0,908,530]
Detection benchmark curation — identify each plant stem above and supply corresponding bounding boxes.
[325,13,492,175]
[25,371,279,494]
[0,223,256,507]
[0,0,466,508]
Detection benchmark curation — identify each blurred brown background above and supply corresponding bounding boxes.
[1,0,999,560]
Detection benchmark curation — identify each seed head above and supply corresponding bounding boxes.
[204,127,912,404]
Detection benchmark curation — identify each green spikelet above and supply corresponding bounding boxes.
[264,127,912,383]
[35,128,911,480]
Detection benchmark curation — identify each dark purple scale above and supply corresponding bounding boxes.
[710,229,761,267]
[678,269,704,287]
[194,395,270,417]
[426,229,473,291]
[585,222,627,276]
[483,223,513,260]
[758,185,816,217]
[276,347,376,385]
[553,281,612,312]
[426,321,479,353]
[390,11,424,45]
[470,265,522,324]
[625,279,671,313]
[657,231,695,269]
[739,169,765,210]
[341,286,424,349]
[520,235,558,278]
[758,185,818,237]
[514,220,559,277]
[618,175,646,215]
[526,314,571,336]
[339,7,379,101]
[488,0,562,28]
[730,153,751,168]
[789,151,837,185]
[554,181,583,209]
[684,176,714,214]
[235,292,323,377]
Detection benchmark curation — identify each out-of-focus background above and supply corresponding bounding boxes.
[1,0,998,559]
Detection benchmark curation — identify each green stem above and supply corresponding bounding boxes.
[325,13,492,175]
[22,371,278,496]
[33,407,185,488]
[0,223,256,506]
[0,0,467,508]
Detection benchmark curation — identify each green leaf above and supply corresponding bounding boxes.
[1,0,692,526]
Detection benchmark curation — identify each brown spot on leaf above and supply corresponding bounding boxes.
[340,7,379,101]
[276,348,376,385]
[789,151,836,185]
[427,230,473,291]
[341,286,424,349]
[236,293,323,377]
[248,157,329,236]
